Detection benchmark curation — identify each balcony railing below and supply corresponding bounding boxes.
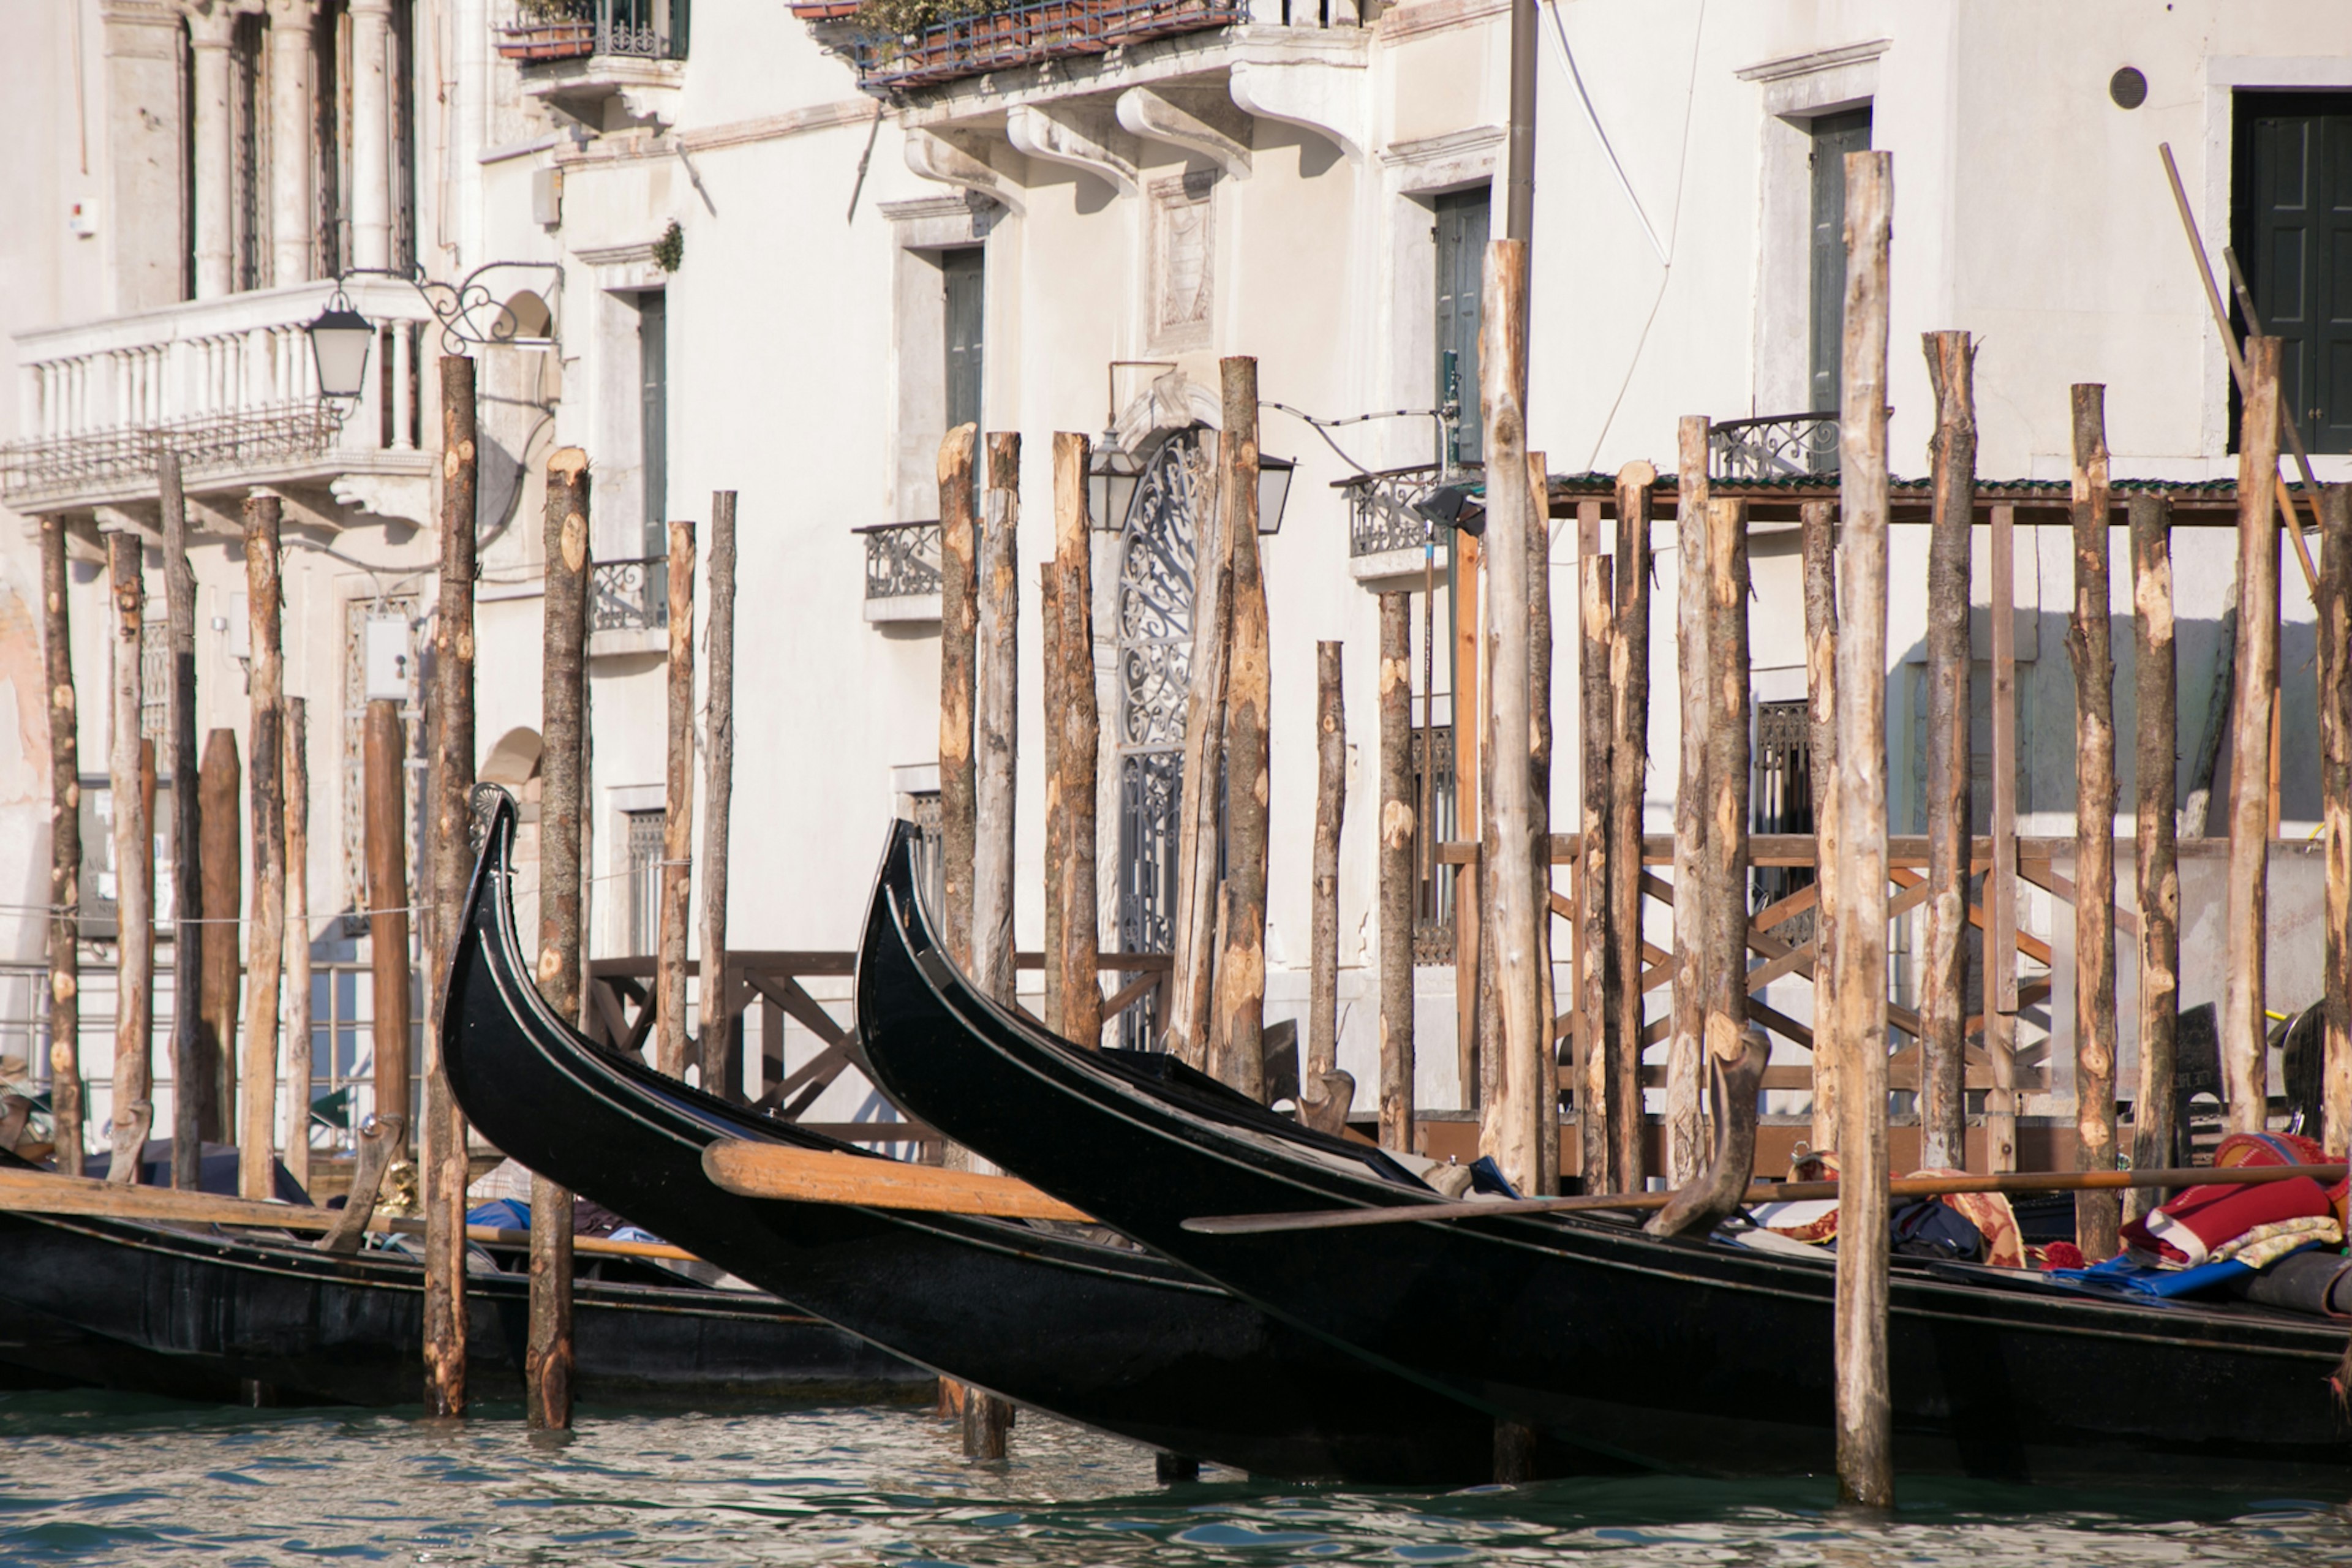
[591,558,669,634]
[1708,413,1838,482]
[1344,464,1472,560]
[497,0,689,61]
[4,276,435,513]
[858,521,942,600]
[843,0,1244,91]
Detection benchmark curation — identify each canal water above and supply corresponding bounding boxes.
[2,1390,2347,1565]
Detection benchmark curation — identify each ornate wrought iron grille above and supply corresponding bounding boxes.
[590,558,668,633]
[1345,464,1464,557]
[1753,698,1817,938]
[1708,413,1839,481]
[857,521,943,601]
[1114,429,1209,1048]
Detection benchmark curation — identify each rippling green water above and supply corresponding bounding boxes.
[2,1391,2348,1565]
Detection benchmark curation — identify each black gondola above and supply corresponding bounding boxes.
[853,818,2352,1490]
[443,788,1505,1482]
[0,1207,927,1407]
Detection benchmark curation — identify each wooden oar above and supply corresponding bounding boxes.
[701,1139,1092,1223]
[0,1165,702,1263]
[1181,1163,2352,1237]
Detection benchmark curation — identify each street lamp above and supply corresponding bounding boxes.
[1088,432,1147,533]
[306,295,376,401]
[1256,453,1295,536]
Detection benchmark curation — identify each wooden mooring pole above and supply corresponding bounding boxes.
[1053,435,1101,1050]
[1830,147,1894,1509]
[105,532,153,1183]
[161,456,201,1189]
[2125,495,2179,1224]
[1577,545,1613,1192]
[1985,502,2020,1173]
[1801,498,1839,1156]
[424,355,478,1417]
[1169,404,1237,1071]
[1217,361,1270,1103]
[2320,484,2352,1152]
[1041,564,1065,1030]
[197,728,240,1147]
[702,491,739,1096]
[1703,495,1752,1159]
[1378,592,1415,1153]
[1610,463,1652,1194]
[40,516,81,1177]
[1920,331,1975,1172]
[1306,640,1347,1128]
[657,518,696,1080]
[531,446,591,1431]
[937,425,980,973]
[2067,387,2120,1260]
[2223,338,2283,1135]
[1527,450,1556,1199]
[283,699,312,1197]
[365,699,412,1147]
[241,494,286,1200]
[1668,417,1710,1186]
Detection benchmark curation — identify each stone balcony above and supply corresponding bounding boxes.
[3,277,441,533]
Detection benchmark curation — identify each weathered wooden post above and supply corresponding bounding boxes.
[423,355,478,1418]
[160,456,202,1189]
[1801,498,1840,1154]
[657,518,696,1079]
[532,447,591,1431]
[40,516,81,1177]
[1042,564,1066,1027]
[1985,502,2021,1173]
[106,532,153,1183]
[1830,147,1894,1509]
[1052,434,1102,1049]
[365,699,412,1143]
[2068,387,2119,1259]
[1610,462,1653,1191]
[1306,641,1346,1124]
[1169,408,1238,1071]
[938,426,980,970]
[282,700,312,1196]
[1453,526,1485,1107]
[1669,417,1711,1185]
[971,434,1020,1011]
[241,494,286,1200]
[1217,363,1271,1103]
[701,491,738,1096]
[1478,240,1542,1194]
[2127,494,2180,1223]
[2320,484,2352,1151]
[1577,551,1613,1193]
[2224,338,2283,1136]
[1920,331,1976,1172]
[1703,494,1752,1153]
[197,729,241,1146]
[1378,592,1415,1153]
[1528,450,1556,1197]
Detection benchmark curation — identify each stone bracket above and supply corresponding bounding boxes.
[1005,104,1139,198]
[905,128,1026,216]
[1115,86,1253,181]
[1229,57,1366,163]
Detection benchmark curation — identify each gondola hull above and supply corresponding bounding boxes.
[0,1209,925,1407]
[853,821,2352,1490]
[442,791,1504,1482]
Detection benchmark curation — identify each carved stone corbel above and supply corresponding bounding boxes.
[1115,86,1251,181]
[1229,59,1366,163]
[904,128,1026,217]
[1005,104,1139,198]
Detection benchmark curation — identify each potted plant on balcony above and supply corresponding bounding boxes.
[497,0,597,61]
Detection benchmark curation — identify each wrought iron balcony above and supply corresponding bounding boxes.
[497,0,689,61]
[590,557,669,635]
[1341,464,1463,585]
[858,521,942,624]
[3,276,437,518]
[837,0,1244,92]
[1708,413,1839,482]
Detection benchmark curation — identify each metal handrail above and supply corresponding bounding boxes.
[849,0,1244,89]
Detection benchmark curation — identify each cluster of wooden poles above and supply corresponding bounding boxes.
[34,361,754,1433]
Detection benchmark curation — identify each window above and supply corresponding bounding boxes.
[625,809,665,956]
[1410,722,1459,962]
[638,291,668,561]
[1433,189,1490,464]
[2234,92,2352,453]
[1807,107,1871,417]
[1752,699,1816,937]
[943,248,984,432]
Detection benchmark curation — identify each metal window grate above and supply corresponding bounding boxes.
[1753,698,1816,937]
[625,809,665,957]
[1410,724,1458,963]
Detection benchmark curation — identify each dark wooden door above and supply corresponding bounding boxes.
[943,247,984,433]
[1807,107,1872,417]
[2236,93,2352,453]
[1434,189,1490,464]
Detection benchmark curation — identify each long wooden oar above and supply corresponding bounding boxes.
[0,1165,702,1263]
[1181,1163,2351,1237]
[701,1140,1092,1222]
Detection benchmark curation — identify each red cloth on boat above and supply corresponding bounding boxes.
[2125,1177,2335,1267]
[2037,1241,2085,1272]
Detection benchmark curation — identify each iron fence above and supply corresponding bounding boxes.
[590,558,668,634]
[1708,413,1839,481]
[855,521,943,601]
[1344,464,1468,559]
[497,0,690,61]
